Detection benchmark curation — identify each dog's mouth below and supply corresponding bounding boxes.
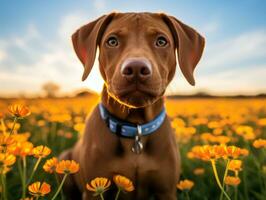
[108,83,163,108]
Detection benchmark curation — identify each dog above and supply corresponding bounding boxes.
[59,12,205,200]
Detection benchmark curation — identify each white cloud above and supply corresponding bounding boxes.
[93,0,106,11]
[0,16,266,97]
[167,29,266,95]
[200,30,266,70]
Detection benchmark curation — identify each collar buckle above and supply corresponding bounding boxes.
[131,125,143,154]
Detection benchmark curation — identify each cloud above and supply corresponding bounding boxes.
[0,15,266,97]
[200,30,266,72]
[93,0,106,11]
[167,28,266,95]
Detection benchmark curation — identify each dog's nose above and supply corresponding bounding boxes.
[121,58,152,81]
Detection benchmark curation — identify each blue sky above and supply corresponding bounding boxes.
[0,0,266,96]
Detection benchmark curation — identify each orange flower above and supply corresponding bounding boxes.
[9,141,33,157]
[28,182,51,197]
[32,145,51,158]
[43,157,58,173]
[0,135,16,151]
[86,177,111,194]
[176,179,194,191]
[0,153,16,166]
[113,175,134,192]
[0,112,4,119]
[225,146,242,159]
[253,139,266,149]
[228,160,242,175]
[193,168,205,175]
[56,160,79,174]
[8,104,31,118]
[224,176,241,186]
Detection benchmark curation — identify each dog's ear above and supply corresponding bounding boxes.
[161,14,205,85]
[72,13,115,81]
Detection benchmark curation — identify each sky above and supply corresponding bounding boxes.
[0,0,266,97]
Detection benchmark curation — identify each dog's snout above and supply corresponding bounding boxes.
[121,58,152,81]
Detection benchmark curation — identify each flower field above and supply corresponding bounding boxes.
[0,96,266,200]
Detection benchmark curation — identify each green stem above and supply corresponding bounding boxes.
[234,186,238,200]
[185,191,190,200]
[9,117,18,135]
[17,159,24,198]
[211,160,231,200]
[1,173,7,200]
[51,174,68,200]
[100,193,104,200]
[22,156,27,199]
[115,188,121,200]
[35,196,39,200]
[220,159,230,200]
[54,173,64,200]
[27,157,42,185]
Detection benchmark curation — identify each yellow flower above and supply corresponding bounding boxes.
[56,160,79,174]
[113,175,134,192]
[0,135,16,151]
[0,112,4,119]
[0,153,16,166]
[9,141,33,157]
[28,182,51,197]
[43,157,58,173]
[8,104,31,118]
[225,146,242,159]
[224,176,241,186]
[86,177,111,194]
[176,179,194,191]
[228,160,242,172]
[193,168,205,175]
[32,145,51,158]
[253,139,266,149]
[257,118,266,126]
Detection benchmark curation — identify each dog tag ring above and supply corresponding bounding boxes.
[132,125,143,154]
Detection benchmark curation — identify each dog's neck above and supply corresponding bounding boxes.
[101,86,164,124]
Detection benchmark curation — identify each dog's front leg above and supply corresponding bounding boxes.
[154,191,177,200]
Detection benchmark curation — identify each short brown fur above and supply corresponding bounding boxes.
[60,12,205,200]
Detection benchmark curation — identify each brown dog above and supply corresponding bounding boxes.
[60,12,205,200]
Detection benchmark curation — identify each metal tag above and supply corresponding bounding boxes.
[132,125,143,154]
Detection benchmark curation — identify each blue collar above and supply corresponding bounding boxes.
[98,103,166,138]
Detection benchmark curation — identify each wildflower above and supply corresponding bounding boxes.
[257,118,266,126]
[176,179,194,191]
[225,146,242,159]
[240,148,249,156]
[0,112,3,119]
[228,160,242,172]
[235,125,255,140]
[224,176,241,186]
[193,168,205,175]
[32,145,51,158]
[43,157,58,173]
[0,153,16,166]
[86,177,111,195]
[9,141,33,157]
[113,175,134,192]
[0,135,16,151]
[253,139,266,149]
[28,182,51,197]
[8,104,31,118]
[56,160,79,174]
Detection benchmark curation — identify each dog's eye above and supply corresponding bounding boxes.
[155,36,168,47]
[106,36,119,47]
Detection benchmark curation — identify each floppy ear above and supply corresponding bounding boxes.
[161,14,205,85]
[72,13,115,81]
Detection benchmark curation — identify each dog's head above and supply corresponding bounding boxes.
[72,12,205,108]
